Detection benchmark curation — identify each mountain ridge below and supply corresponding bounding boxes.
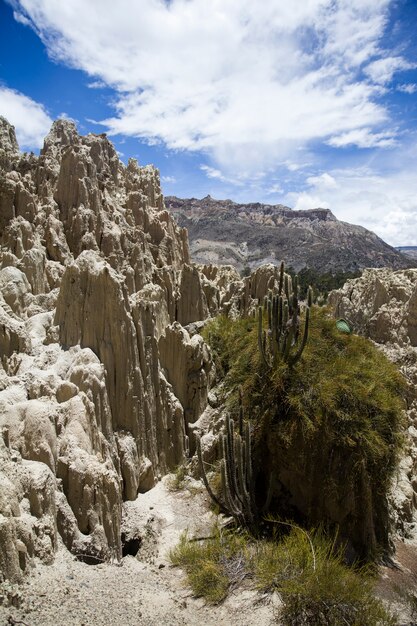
[166,194,413,273]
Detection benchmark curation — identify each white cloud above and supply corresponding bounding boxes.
[306,173,338,189]
[13,10,30,26]
[317,0,390,67]
[397,83,417,94]
[266,183,284,195]
[364,56,416,85]
[57,112,77,123]
[200,164,242,185]
[0,86,52,149]
[87,80,106,89]
[327,128,396,149]
[200,165,225,180]
[286,157,417,246]
[12,0,401,170]
[291,193,330,212]
[285,161,304,172]
[161,175,176,183]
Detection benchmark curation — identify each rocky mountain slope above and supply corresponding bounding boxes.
[167,195,412,273]
[397,246,417,260]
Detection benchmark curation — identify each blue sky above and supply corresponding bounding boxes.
[1,0,417,245]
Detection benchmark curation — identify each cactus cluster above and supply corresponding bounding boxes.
[197,393,257,530]
[258,261,312,368]
[197,405,276,530]
[197,263,312,530]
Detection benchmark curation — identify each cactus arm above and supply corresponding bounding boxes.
[278,260,284,295]
[284,274,290,303]
[307,286,313,307]
[244,422,256,513]
[238,387,243,437]
[283,325,294,362]
[221,459,243,523]
[225,417,244,509]
[283,301,289,327]
[196,435,227,513]
[258,306,270,368]
[236,436,254,524]
[267,298,272,331]
[288,306,310,367]
[278,295,283,333]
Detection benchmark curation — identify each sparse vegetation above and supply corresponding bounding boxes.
[170,525,397,624]
[287,266,362,301]
[166,463,188,491]
[169,528,249,604]
[253,526,397,625]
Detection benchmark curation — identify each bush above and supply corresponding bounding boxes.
[254,526,397,625]
[202,307,406,557]
[286,266,362,301]
[170,526,397,624]
[169,529,249,604]
[166,464,188,491]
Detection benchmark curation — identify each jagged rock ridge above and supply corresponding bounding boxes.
[1,117,286,584]
[397,246,417,260]
[0,117,248,582]
[166,195,412,273]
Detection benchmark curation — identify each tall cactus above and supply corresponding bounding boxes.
[258,261,312,368]
[196,397,257,530]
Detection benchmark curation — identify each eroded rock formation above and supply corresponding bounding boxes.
[4,113,414,586]
[0,116,240,582]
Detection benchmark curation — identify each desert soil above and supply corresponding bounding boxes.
[2,474,415,626]
[0,476,277,626]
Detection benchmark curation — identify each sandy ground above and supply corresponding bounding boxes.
[0,477,277,626]
[2,475,416,626]
[376,539,417,625]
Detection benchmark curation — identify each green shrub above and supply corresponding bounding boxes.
[286,266,362,301]
[166,464,188,491]
[202,307,406,557]
[170,526,397,624]
[169,529,249,604]
[254,527,397,625]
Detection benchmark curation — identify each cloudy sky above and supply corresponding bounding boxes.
[1,0,417,245]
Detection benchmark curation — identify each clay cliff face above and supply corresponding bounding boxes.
[0,117,236,582]
[329,269,417,537]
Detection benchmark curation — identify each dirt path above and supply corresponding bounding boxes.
[1,477,276,626]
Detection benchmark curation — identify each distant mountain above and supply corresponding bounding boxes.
[396,246,417,260]
[166,195,413,273]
